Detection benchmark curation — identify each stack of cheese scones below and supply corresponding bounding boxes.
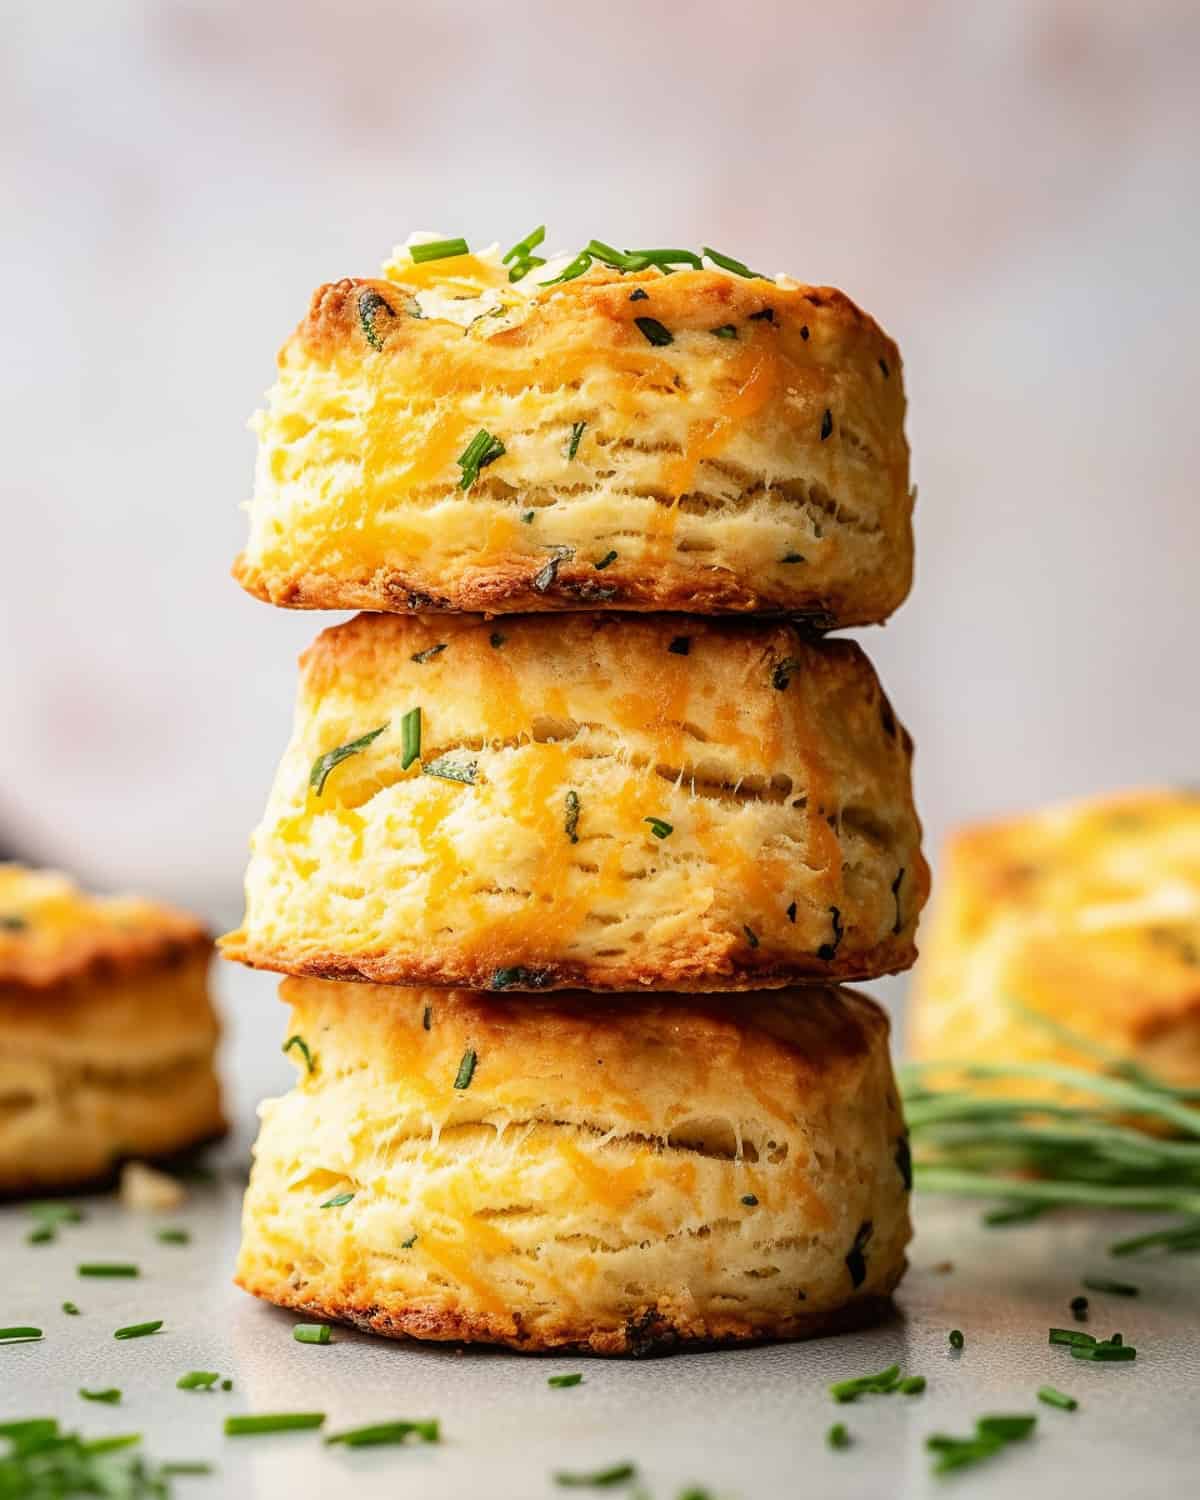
[225,232,928,1355]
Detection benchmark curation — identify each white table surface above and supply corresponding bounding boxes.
[4,963,1197,1498]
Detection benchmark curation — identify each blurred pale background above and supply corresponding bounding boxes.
[3,0,1198,934]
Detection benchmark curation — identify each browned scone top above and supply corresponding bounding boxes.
[236,250,913,624]
[222,611,929,992]
[0,866,225,1195]
[236,978,911,1354]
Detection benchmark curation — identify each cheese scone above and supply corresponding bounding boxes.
[223,612,928,991]
[237,977,911,1354]
[0,866,225,1194]
[234,238,913,624]
[910,789,1200,1091]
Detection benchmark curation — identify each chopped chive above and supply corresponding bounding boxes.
[554,1461,637,1487]
[320,1192,355,1209]
[0,914,28,930]
[522,509,536,523]
[401,1233,418,1249]
[1082,1277,1139,1297]
[703,246,767,280]
[490,966,551,990]
[79,1264,139,1278]
[422,1005,432,1031]
[628,287,649,302]
[503,225,546,265]
[0,1327,43,1343]
[1037,1386,1078,1411]
[28,1223,56,1245]
[594,550,618,570]
[1049,1328,1096,1347]
[457,429,505,490]
[293,1325,331,1345]
[820,408,833,441]
[411,643,447,664]
[830,1364,901,1403]
[30,1201,84,1224]
[644,817,673,840]
[771,657,800,691]
[82,1435,142,1455]
[741,1194,758,1207]
[626,247,703,269]
[899,1376,926,1395]
[634,316,673,347]
[548,1373,583,1388]
[114,1320,162,1340]
[157,1228,190,1245]
[161,1462,215,1476]
[978,1415,1037,1442]
[62,1302,80,1316]
[454,1049,477,1091]
[949,1328,964,1349]
[176,1371,221,1390]
[711,325,738,339]
[422,755,477,785]
[565,789,581,844]
[827,1422,851,1450]
[400,706,422,770]
[409,237,469,263]
[1070,1341,1136,1362]
[539,251,593,286]
[309,724,388,797]
[567,420,587,460]
[326,1419,440,1447]
[983,1201,1046,1227]
[585,238,641,270]
[282,1034,315,1073]
[225,1413,326,1436]
[357,288,396,352]
[817,905,844,962]
[743,924,759,949]
[222,1379,233,1391]
[667,636,690,655]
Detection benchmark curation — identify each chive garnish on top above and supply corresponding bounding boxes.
[320,1192,355,1209]
[567,420,587,460]
[457,429,505,490]
[309,724,388,797]
[703,247,767,280]
[357,289,396,352]
[409,237,469,263]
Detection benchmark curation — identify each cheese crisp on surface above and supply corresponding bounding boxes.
[910,789,1200,1091]
[0,866,225,1194]
[236,978,911,1354]
[223,612,928,992]
[235,237,912,624]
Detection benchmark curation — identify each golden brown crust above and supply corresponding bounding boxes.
[223,612,928,991]
[0,865,210,992]
[236,979,911,1353]
[910,787,1200,1091]
[236,262,912,624]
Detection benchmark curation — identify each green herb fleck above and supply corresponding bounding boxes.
[741,1194,758,1207]
[830,1364,901,1403]
[326,1419,440,1447]
[567,420,587,460]
[899,1375,926,1395]
[422,1005,432,1031]
[1070,1340,1136,1362]
[320,1192,355,1209]
[293,1325,332,1345]
[594,550,618,570]
[703,246,767,280]
[177,1371,221,1390]
[711,325,738,339]
[78,1264,139,1279]
[490,966,551,990]
[0,914,28,931]
[565,789,581,844]
[629,288,649,302]
[522,509,536,523]
[554,1461,637,1488]
[411,643,447,664]
[1037,1386,1078,1411]
[225,1413,326,1436]
[749,307,775,323]
[780,551,805,563]
[62,1302,80,1316]
[457,429,505,490]
[771,657,800,691]
[401,1234,418,1249]
[28,1223,56,1245]
[548,1373,583,1388]
[357,288,396,352]
[539,251,594,286]
[454,1049,477,1091]
[157,1228,190,1246]
[1049,1327,1095,1348]
[79,1388,122,1404]
[309,724,388,797]
[114,1320,162,1340]
[827,1422,851,1450]
[0,1326,43,1343]
[410,237,469,264]
[422,755,477,785]
[927,1415,1036,1475]
[743,925,759,949]
[282,1034,315,1073]
[644,817,673,840]
[489,631,506,649]
[634,316,673,347]
[785,901,797,923]
[400,705,422,771]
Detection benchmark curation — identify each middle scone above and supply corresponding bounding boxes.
[223,611,928,991]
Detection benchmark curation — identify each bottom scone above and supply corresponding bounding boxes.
[0,865,225,1194]
[237,977,911,1355]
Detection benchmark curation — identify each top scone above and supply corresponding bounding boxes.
[235,234,913,624]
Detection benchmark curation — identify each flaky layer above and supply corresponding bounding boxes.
[223,612,928,991]
[236,979,911,1353]
[910,788,1200,1092]
[0,952,225,1193]
[235,262,912,624]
